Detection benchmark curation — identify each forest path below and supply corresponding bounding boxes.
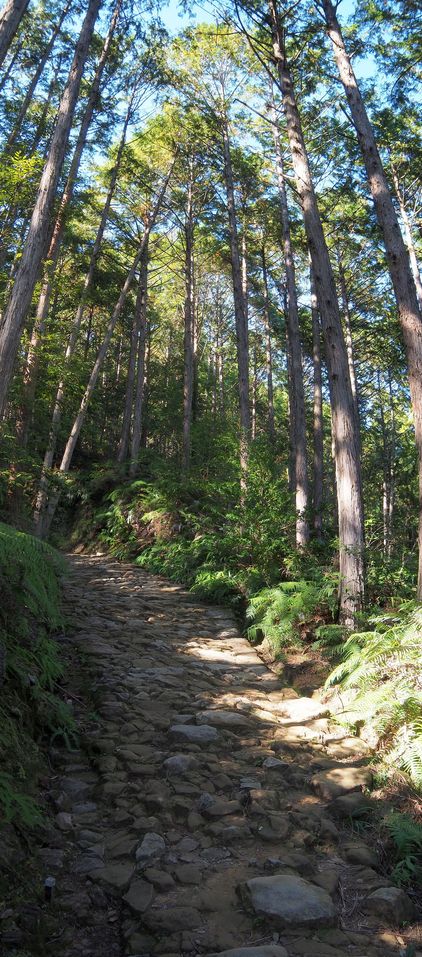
[49,555,410,957]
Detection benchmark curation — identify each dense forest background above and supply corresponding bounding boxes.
[0,0,421,807]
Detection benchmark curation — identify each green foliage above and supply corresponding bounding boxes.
[0,523,74,828]
[326,604,422,788]
[190,569,242,606]
[383,811,422,885]
[246,574,338,655]
[72,447,300,606]
[0,771,43,827]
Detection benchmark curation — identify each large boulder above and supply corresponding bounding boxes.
[311,765,372,801]
[362,886,415,924]
[197,709,251,729]
[239,874,337,928]
[169,724,219,743]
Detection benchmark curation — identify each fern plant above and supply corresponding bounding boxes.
[246,576,338,655]
[383,811,422,885]
[326,605,422,787]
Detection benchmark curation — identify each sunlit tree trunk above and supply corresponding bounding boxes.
[140,327,151,450]
[321,0,422,598]
[129,242,149,477]
[391,166,422,312]
[182,164,194,474]
[377,370,396,558]
[251,337,257,440]
[221,113,250,493]
[216,291,224,415]
[0,0,29,68]
[261,246,275,441]
[0,0,102,420]
[337,252,360,452]
[271,96,309,546]
[117,280,142,466]
[310,262,323,539]
[269,0,365,622]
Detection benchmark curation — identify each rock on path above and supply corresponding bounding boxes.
[26,556,417,957]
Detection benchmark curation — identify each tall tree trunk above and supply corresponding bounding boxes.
[269,0,365,622]
[251,337,257,440]
[271,95,309,546]
[377,370,396,558]
[310,262,324,540]
[261,246,276,441]
[321,0,422,598]
[117,273,143,466]
[216,292,224,415]
[377,371,391,557]
[0,0,102,419]
[5,0,72,153]
[17,0,121,445]
[221,114,250,492]
[280,281,295,493]
[129,244,149,477]
[337,251,360,449]
[182,164,194,475]
[140,326,150,449]
[0,0,29,68]
[391,166,422,311]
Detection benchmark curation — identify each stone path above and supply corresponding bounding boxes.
[35,556,417,956]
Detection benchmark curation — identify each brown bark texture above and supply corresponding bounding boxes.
[0,0,29,68]
[321,0,422,598]
[269,0,365,621]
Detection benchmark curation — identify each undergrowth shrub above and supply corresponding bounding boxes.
[0,523,74,827]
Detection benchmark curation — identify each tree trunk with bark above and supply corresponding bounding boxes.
[0,0,102,419]
[182,164,195,474]
[310,262,324,539]
[337,252,360,453]
[391,166,422,311]
[221,114,250,492]
[261,246,276,441]
[0,0,29,68]
[251,337,257,440]
[271,96,309,546]
[129,242,149,477]
[117,274,143,466]
[320,0,422,598]
[269,0,365,622]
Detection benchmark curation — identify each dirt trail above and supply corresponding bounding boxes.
[9,555,418,956]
